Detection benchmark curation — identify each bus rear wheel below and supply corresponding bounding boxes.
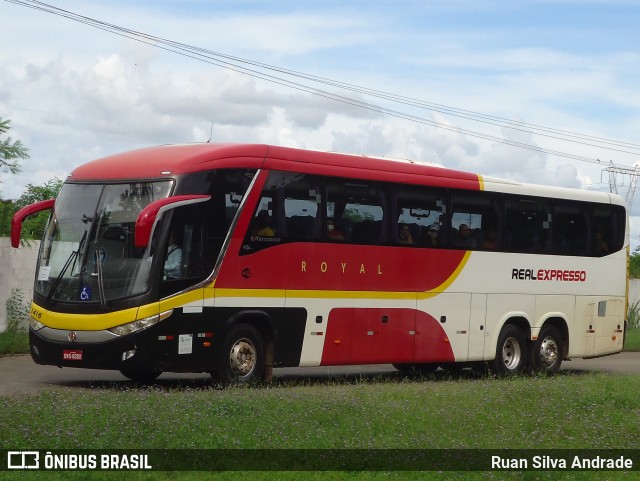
[530,326,563,374]
[215,324,264,385]
[490,325,527,376]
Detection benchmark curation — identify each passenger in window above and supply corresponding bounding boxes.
[481,228,498,249]
[593,228,609,256]
[164,230,183,279]
[252,210,275,237]
[398,223,414,245]
[453,224,477,248]
[426,223,440,246]
[327,218,345,241]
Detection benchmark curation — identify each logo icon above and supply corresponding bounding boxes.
[80,286,92,301]
[7,451,40,470]
[68,331,78,342]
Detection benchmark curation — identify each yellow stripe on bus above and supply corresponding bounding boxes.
[31,302,139,331]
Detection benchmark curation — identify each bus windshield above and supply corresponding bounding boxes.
[35,181,173,304]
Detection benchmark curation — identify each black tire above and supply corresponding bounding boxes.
[119,369,162,384]
[393,363,438,376]
[490,325,527,376]
[530,326,563,374]
[216,324,264,385]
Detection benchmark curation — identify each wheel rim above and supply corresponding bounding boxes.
[229,338,257,378]
[501,336,522,370]
[538,336,559,368]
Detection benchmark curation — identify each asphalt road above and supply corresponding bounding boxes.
[1,352,639,397]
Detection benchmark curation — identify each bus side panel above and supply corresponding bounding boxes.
[215,241,468,294]
[413,309,456,363]
[484,294,535,359]
[572,297,625,358]
[592,298,625,355]
[416,294,470,362]
[323,307,421,366]
[467,294,488,362]
[151,306,307,371]
[320,307,454,365]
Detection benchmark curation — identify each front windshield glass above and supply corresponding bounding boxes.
[35,181,173,304]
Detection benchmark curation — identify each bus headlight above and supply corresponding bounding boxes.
[108,310,173,337]
[30,319,45,331]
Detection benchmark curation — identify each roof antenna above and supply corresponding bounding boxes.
[206,122,214,143]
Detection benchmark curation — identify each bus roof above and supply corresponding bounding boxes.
[67,143,623,205]
[67,143,481,190]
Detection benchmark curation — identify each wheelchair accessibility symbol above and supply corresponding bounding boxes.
[80,285,92,301]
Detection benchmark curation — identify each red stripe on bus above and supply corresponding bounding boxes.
[216,242,468,293]
[320,308,454,365]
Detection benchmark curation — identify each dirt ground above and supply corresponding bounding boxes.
[1,352,639,397]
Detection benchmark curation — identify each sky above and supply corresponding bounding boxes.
[1,0,640,242]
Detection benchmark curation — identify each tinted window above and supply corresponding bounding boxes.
[243,171,322,253]
[592,204,625,257]
[392,184,445,247]
[554,202,589,256]
[505,197,551,254]
[450,191,501,250]
[326,179,387,244]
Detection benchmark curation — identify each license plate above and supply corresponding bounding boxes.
[63,350,83,361]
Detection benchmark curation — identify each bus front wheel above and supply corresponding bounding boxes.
[216,324,265,385]
[530,326,563,374]
[490,325,527,376]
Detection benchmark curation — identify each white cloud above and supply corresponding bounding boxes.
[1,0,640,252]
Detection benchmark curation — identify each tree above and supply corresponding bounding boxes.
[0,118,28,175]
[13,178,64,240]
[630,246,640,279]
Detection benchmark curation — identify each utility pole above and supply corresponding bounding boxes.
[603,161,640,207]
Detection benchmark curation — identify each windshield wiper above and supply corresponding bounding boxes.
[45,230,87,306]
[94,248,108,311]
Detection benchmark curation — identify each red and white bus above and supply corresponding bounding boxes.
[12,143,629,383]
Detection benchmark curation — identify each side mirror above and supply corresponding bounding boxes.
[134,195,210,248]
[11,199,56,248]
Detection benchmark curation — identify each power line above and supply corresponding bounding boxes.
[6,0,640,168]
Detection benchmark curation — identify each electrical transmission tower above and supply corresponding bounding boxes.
[603,161,640,207]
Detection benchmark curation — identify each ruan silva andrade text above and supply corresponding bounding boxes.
[492,455,632,470]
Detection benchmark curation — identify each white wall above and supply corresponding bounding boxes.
[0,237,40,331]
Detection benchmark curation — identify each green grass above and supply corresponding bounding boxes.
[1,373,639,480]
[0,328,28,354]
[625,326,640,352]
[1,296,638,480]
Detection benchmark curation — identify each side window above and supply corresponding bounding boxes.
[592,204,625,257]
[243,171,322,254]
[392,184,445,247]
[182,168,256,269]
[553,202,588,256]
[450,191,501,250]
[326,179,387,245]
[161,213,206,297]
[505,197,551,254]
[284,175,322,242]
